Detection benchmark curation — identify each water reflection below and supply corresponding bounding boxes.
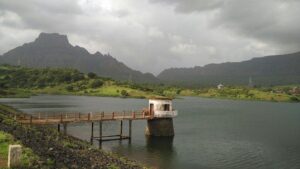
[2,95,300,169]
[146,136,177,169]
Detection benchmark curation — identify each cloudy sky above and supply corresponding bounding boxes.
[0,0,300,74]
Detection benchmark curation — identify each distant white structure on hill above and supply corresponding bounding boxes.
[248,77,254,88]
[292,87,300,94]
[217,84,224,90]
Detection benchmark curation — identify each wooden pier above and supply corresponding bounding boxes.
[16,110,152,144]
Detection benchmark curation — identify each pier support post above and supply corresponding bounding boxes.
[129,120,132,143]
[120,120,123,139]
[145,118,174,137]
[63,123,67,135]
[57,124,60,132]
[90,122,94,144]
[30,115,33,126]
[98,121,102,148]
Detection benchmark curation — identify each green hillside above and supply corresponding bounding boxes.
[1,65,299,102]
[0,65,159,99]
[158,52,300,87]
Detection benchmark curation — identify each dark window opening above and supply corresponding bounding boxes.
[163,104,170,111]
[150,103,154,114]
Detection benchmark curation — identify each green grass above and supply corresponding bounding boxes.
[0,131,14,168]
[1,64,299,102]
[0,89,32,98]
[0,130,41,168]
[192,87,300,102]
[30,83,158,99]
[0,131,13,159]
[0,65,161,99]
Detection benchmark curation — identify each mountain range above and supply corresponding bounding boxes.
[0,33,159,84]
[158,52,300,87]
[1,32,300,87]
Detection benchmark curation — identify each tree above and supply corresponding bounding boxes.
[121,90,129,97]
[87,72,97,79]
[65,85,74,91]
[90,80,103,88]
[72,73,85,81]
[290,96,299,102]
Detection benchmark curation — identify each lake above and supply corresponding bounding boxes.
[1,95,300,169]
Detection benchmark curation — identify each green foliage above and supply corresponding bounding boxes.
[121,90,129,97]
[65,85,74,91]
[20,147,41,167]
[194,86,299,102]
[0,131,41,168]
[0,131,13,158]
[0,65,85,89]
[62,140,79,149]
[0,65,162,99]
[87,72,97,79]
[290,96,299,102]
[108,164,120,169]
[3,64,297,102]
[90,79,104,88]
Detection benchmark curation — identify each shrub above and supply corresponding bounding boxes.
[121,90,129,97]
[72,73,85,81]
[65,85,74,91]
[87,72,97,79]
[90,80,103,88]
[290,96,299,102]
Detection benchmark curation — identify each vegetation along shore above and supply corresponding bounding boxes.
[0,64,299,102]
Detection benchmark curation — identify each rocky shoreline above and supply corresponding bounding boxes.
[0,104,145,169]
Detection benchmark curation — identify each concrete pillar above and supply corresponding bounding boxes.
[63,123,67,135]
[8,145,22,168]
[145,118,174,137]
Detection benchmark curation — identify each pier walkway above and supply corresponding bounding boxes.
[17,110,151,125]
[16,110,152,144]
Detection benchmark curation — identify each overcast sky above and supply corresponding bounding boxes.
[0,0,300,74]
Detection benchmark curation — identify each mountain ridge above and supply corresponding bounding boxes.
[1,32,300,87]
[0,32,159,84]
[158,52,300,87]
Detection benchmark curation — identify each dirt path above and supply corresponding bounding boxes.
[0,157,7,168]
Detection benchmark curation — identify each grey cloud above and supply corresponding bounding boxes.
[151,0,300,53]
[114,9,130,18]
[213,0,300,52]
[0,0,299,75]
[149,0,223,12]
[0,0,81,15]
[0,0,81,31]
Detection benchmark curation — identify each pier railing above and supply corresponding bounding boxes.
[17,110,152,125]
[14,108,178,144]
[153,110,178,118]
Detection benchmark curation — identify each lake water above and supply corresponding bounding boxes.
[1,95,300,169]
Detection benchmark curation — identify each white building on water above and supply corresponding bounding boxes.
[145,97,178,136]
[148,98,178,118]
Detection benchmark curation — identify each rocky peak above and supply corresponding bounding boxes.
[34,32,71,47]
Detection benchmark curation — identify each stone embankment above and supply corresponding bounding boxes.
[0,104,144,169]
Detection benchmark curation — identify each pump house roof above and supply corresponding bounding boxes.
[149,96,173,100]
